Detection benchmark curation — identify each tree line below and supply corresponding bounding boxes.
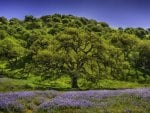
[0,14,150,88]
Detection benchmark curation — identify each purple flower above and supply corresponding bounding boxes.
[0,100,24,113]
[38,96,93,111]
[0,88,149,112]
[0,90,59,112]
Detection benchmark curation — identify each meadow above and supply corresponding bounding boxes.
[0,77,149,92]
[0,77,150,113]
[0,88,150,113]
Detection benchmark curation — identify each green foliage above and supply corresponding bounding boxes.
[137,40,150,78]
[0,30,8,39]
[0,14,149,89]
[24,15,35,22]
[9,18,21,25]
[0,16,8,24]
[0,37,26,59]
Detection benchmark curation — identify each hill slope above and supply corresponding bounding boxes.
[0,14,150,88]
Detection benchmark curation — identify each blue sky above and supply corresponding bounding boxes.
[0,0,150,28]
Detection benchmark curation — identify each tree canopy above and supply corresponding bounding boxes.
[0,14,150,88]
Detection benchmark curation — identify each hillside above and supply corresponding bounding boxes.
[0,14,150,89]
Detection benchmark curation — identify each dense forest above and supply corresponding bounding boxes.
[0,14,150,88]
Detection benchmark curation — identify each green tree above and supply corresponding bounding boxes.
[138,41,150,78]
[0,30,8,39]
[24,15,35,22]
[0,37,26,70]
[9,18,21,25]
[34,28,104,88]
[0,17,8,24]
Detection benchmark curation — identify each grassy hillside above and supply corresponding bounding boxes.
[0,14,150,89]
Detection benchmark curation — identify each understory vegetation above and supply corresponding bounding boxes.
[0,14,150,89]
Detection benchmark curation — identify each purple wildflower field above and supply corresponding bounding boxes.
[0,88,150,113]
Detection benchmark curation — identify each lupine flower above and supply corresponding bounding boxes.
[0,100,24,113]
[0,88,149,113]
[38,97,93,111]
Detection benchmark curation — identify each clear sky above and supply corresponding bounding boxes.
[0,0,150,28]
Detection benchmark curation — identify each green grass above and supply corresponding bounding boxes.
[79,78,150,90]
[95,79,146,89]
[0,76,71,92]
[0,78,35,92]
[0,77,150,92]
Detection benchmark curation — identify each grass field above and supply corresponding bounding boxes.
[0,77,150,92]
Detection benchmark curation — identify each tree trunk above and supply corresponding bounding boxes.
[71,74,78,88]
